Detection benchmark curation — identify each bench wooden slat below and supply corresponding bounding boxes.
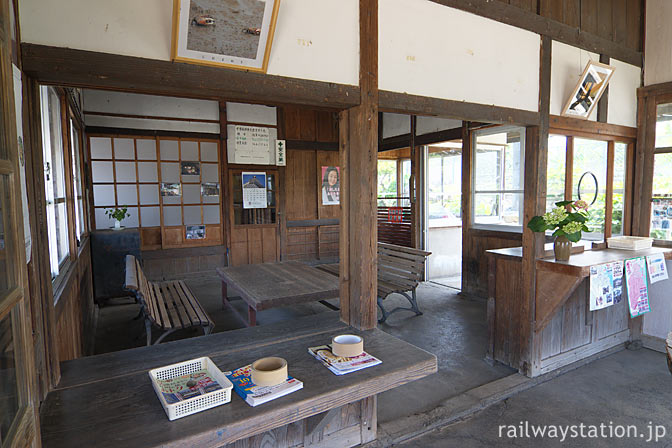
[178,281,212,326]
[172,281,202,327]
[162,282,188,329]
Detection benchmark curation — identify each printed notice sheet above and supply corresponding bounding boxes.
[242,172,267,209]
[646,253,669,284]
[625,257,650,318]
[234,126,271,165]
[612,261,624,304]
[590,263,615,311]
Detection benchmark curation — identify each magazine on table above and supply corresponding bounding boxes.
[156,369,223,404]
[225,365,303,407]
[308,344,382,375]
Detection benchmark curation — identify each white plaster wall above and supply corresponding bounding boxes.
[417,117,462,136]
[607,59,640,128]
[18,0,359,86]
[382,113,410,138]
[379,0,540,112]
[644,0,672,86]
[642,260,672,340]
[83,89,220,133]
[550,41,599,121]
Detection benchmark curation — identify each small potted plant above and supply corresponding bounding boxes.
[105,206,130,230]
[527,200,590,261]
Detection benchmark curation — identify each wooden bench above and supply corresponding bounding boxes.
[317,242,431,323]
[124,255,214,345]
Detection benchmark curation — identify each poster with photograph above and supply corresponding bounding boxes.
[242,172,267,209]
[321,166,340,205]
[201,182,220,197]
[161,183,182,197]
[561,61,614,119]
[181,161,201,175]
[589,263,615,311]
[171,0,281,73]
[650,196,672,240]
[625,257,651,318]
[186,225,206,240]
[646,253,669,284]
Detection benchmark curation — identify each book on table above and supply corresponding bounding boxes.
[308,344,382,375]
[225,365,303,407]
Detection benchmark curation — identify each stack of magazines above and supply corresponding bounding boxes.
[225,365,303,407]
[308,345,382,375]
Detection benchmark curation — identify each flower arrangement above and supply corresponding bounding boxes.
[527,200,590,242]
[105,207,130,228]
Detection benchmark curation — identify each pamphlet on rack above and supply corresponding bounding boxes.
[225,365,303,407]
[156,369,223,404]
[308,345,382,376]
[589,263,615,311]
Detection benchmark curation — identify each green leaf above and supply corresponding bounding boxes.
[568,212,587,223]
[527,216,548,232]
[555,200,573,207]
[566,231,582,243]
[552,228,564,237]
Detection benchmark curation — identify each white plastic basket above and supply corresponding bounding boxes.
[607,236,654,251]
[149,356,232,421]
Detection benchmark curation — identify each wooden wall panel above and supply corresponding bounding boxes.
[463,230,522,298]
[261,227,278,262]
[231,228,249,266]
[286,227,319,261]
[286,150,318,221]
[316,111,338,142]
[318,225,339,260]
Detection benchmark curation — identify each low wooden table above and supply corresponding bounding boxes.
[217,261,340,326]
[41,313,437,448]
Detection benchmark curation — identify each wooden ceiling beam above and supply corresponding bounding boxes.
[20,43,360,110]
[427,0,642,67]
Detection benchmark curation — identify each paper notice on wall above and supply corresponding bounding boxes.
[234,126,270,165]
[242,172,267,209]
[13,64,31,263]
[625,257,650,318]
[646,253,668,284]
[612,261,624,304]
[589,263,615,311]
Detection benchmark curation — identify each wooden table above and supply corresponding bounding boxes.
[41,313,437,448]
[217,261,340,326]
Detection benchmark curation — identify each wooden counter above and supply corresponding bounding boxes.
[486,246,672,377]
[41,313,437,448]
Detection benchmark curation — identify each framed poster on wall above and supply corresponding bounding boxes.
[561,61,615,119]
[171,0,281,73]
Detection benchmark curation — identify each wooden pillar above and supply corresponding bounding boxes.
[410,115,421,249]
[520,36,551,376]
[339,0,378,330]
[460,121,472,293]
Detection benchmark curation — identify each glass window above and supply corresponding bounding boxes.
[427,149,461,227]
[612,143,627,236]
[546,135,567,212]
[650,153,672,241]
[233,173,276,225]
[472,127,525,228]
[655,103,672,149]
[70,120,85,240]
[40,86,69,277]
[572,138,608,239]
[401,159,411,202]
[377,159,397,207]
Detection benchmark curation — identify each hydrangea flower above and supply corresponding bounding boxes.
[573,200,589,211]
[562,221,583,234]
[542,207,568,226]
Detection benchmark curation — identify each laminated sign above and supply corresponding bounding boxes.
[388,207,403,223]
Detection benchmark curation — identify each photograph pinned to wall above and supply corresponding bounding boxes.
[171,0,281,73]
[186,225,206,240]
[624,257,650,318]
[201,182,220,197]
[646,253,669,284]
[181,161,201,176]
[561,61,615,119]
[321,166,340,205]
[242,172,267,209]
[161,183,182,197]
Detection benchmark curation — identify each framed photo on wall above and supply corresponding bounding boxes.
[171,0,281,73]
[561,61,615,120]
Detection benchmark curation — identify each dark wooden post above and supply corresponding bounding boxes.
[339,0,378,330]
[520,35,551,376]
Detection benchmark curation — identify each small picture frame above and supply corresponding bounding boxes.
[561,61,615,120]
[181,161,201,176]
[171,0,281,73]
[161,183,182,197]
[201,182,220,197]
[186,225,206,240]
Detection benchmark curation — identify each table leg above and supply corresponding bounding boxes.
[248,306,257,327]
[221,280,228,309]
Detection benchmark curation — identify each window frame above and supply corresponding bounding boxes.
[471,125,526,232]
[546,128,635,242]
